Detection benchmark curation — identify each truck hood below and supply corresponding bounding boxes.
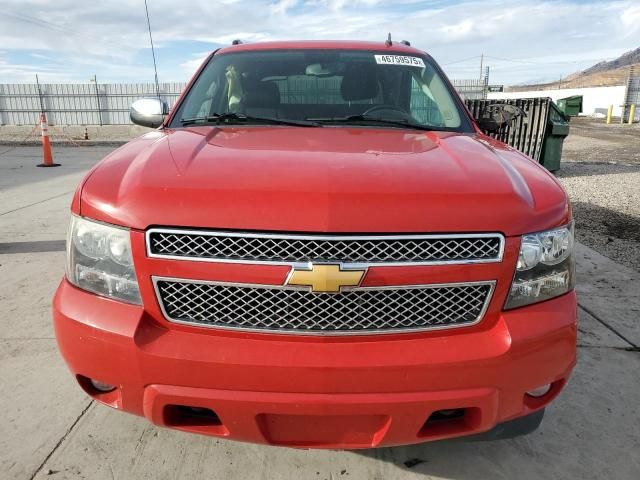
[80,126,570,235]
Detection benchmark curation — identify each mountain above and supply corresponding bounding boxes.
[507,47,639,92]
[570,47,640,78]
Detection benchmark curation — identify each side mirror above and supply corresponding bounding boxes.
[130,98,168,128]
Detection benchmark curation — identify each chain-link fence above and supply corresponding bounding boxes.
[0,78,488,126]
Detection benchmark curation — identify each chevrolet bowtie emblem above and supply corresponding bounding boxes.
[286,264,366,293]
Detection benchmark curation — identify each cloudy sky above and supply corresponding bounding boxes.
[0,0,638,86]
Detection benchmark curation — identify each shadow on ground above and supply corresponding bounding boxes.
[0,240,66,254]
[571,202,640,271]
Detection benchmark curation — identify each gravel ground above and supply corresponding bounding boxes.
[556,117,640,271]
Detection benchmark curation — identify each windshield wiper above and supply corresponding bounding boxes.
[306,114,444,131]
[181,112,320,127]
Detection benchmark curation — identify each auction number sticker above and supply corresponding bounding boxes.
[374,55,425,67]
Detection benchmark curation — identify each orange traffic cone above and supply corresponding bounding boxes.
[37,112,60,167]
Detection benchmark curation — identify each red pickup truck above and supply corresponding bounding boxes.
[53,40,577,449]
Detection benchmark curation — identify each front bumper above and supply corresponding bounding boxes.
[53,279,576,448]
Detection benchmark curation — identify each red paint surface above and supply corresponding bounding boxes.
[80,127,569,235]
[54,41,577,448]
[54,280,576,448]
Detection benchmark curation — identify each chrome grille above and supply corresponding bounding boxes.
[147,230,503,265]
[154,278,494,335]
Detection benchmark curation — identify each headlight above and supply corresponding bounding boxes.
[66,215,141,304]
[505,222,575,309]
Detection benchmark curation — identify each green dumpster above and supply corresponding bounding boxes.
[540,102,570,172]
[465,97,571,172]
[556,95,582,117]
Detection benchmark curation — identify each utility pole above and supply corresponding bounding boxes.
[92,74,102,126]
[35,74,45,115]
[483,66,490,99]
[479,53,484,82]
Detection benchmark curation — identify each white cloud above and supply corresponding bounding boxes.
[622,5,640,30]
[179,52,211,75]
[441,19,475,40]
[271,0,298,15]
[0,0,637,84]
[0,56,67,83]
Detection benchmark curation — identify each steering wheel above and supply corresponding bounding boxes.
[361,104,410,118]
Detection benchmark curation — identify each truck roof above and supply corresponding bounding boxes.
[216,40,426,56]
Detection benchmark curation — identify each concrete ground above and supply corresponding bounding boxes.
[1,146,639,480]
[0,125,154,145]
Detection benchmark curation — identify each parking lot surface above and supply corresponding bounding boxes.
[1,144,639,479]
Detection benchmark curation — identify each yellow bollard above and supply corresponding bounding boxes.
[606,105,613,124]
[629,104,636,125]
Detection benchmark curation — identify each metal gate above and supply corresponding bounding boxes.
[465,97,552,162]
[623,66,639,122]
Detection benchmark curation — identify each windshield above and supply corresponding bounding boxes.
[171,49,470,131]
